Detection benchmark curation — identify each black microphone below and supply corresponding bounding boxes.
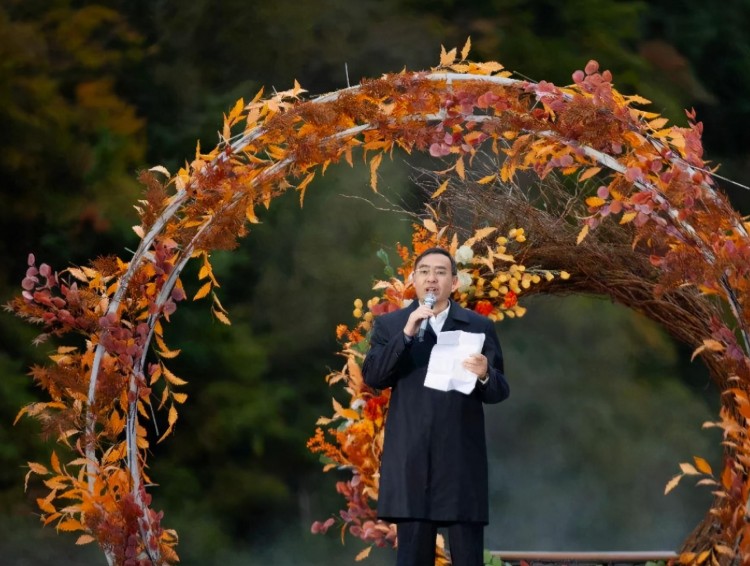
[417,292,436,342]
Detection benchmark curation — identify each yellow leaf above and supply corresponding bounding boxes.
[172,392,188,404]
[66,268,88,283]
[369,153,382,192]
[431,180,449,198]
[213,308,231,325]
[148,165,171,178]
[338,408,360,421]
[691,339,724,361]
[579,167,602,182]
[478,174,496,185]
[460,37,471,61]
[696,550,710,565]
[355,547,372,561]
[193,281,212,301]
[693,456,712,475]
[679,462,699,475]
[76,534,95,545]
[226,97,245,126]
[585,196,605,208]
[664,473,682,494]
[648,117,669,130]
[162,365,188,386]
[439,45,457,67]
[423,218,438,233]
[619,211,637,224]
[576,224,590,245]
[455,156,465,180]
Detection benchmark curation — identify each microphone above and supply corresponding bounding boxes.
[417,292,436,342]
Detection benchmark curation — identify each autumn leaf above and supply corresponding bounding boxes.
[431,180,449,198]
[423,218,438,233]
[579,167,602,182]
[455,156,465,180]
[439,45,457,67]
[679,462,699,475]
[355,546,372,561]
[76,534,95,545]
[57,518,84,532]
[369,154,382,192]
[460,37,471,61]
[693,456,712,475]
[585,196,605,208]
[193,281,212,301]
[162,365,188,386]
[619,211,637,224]
[664,473,682,494]
[576,224,590,244]
[213,308,231,325]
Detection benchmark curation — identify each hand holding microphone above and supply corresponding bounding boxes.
[417,292,436,342]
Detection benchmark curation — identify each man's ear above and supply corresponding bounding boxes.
[451,275,459,293]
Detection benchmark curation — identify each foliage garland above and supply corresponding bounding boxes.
[5,40,750,564]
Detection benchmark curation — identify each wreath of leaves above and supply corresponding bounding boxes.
[6,40,750,565]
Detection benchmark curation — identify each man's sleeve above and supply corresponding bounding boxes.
[474,318,510,404]
[362,316,408,390]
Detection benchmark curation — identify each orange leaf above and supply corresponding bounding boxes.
[51,451,62,475]
[76,534,96,545]
[579,167,602,182]
[619,211,637,224]
[57,518,84,532]
[693,456,712,475]
[423,218,438,233]
[369,154,382,192]
[162,365,188,386]
[460,37,471,61]
[193,281,212,301]
[478,174,496,185]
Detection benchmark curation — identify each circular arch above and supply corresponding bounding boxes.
[10,45,750,565]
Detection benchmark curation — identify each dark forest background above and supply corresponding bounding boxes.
[2,1,749,564]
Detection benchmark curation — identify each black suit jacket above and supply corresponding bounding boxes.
[362,300,509,524]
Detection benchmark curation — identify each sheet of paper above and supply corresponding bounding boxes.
[424,330,486,394]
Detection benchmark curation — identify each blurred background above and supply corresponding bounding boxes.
[2,0,748,564]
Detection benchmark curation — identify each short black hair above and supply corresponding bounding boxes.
[413,247,457,276]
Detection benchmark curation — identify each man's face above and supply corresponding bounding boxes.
[413,252,458,305]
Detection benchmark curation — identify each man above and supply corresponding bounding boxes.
[363,247,510,566]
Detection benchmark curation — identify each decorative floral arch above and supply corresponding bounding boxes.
[9,42,750,565]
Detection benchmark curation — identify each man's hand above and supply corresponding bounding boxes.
[403,304,435,337]
[462,353,488,379]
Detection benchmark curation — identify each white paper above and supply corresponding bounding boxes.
[424,330,486,394]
